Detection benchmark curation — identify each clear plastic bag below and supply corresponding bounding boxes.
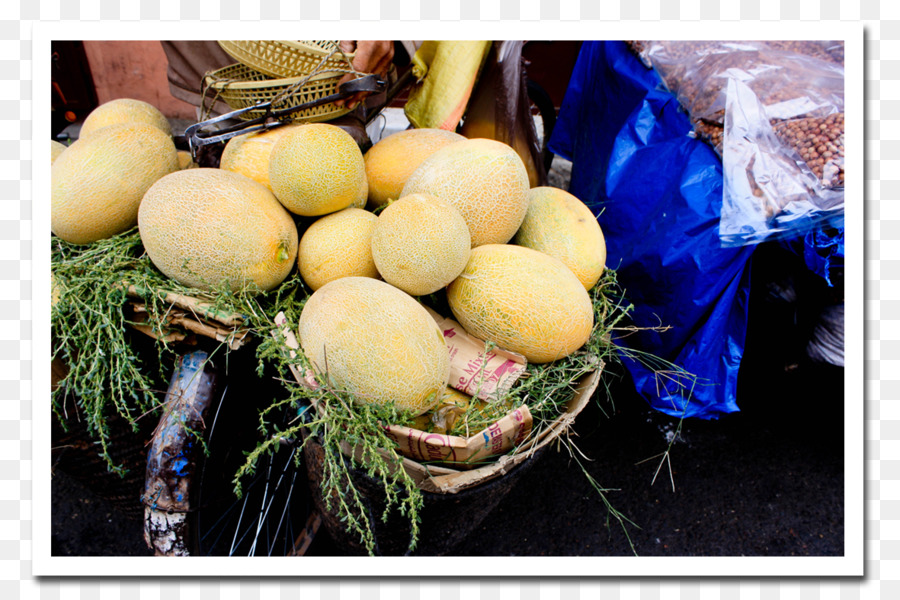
[720,78,843,244]
[630,40,845,245]
[637,41,844,145]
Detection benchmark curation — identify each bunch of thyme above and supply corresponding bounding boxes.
[50,228,307,475]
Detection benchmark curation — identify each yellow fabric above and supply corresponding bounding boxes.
[404,41,492,131]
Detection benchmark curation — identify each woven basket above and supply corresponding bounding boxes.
[202,62,352,122]
[217,40,354,79]
[302,370,600,556]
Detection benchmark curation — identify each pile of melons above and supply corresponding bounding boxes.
[50,97,607,419]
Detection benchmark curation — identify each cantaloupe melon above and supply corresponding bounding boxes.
[79,98,173,138]
[219,124,302,191]
[138,168,298,292]
[51,122,179,244]
[176,150,197,170]
[298,207,379,291]
[364,128,465,209]
[268,123,367,216]
[51,140,67,164]
[400,138,530,247]
[370,193,471,296]
[298,277,450,415]
[446,244,594,364]
[513,186,607,291]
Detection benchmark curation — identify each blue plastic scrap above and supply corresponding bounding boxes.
[548,41,754,419]
[791,226,845,288]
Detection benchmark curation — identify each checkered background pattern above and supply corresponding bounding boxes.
[0,0,892,597]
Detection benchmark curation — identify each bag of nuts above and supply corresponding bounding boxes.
[772,113,844,189]
[636,40,843,133]
[720,78,843,246]
[631,40,845,245]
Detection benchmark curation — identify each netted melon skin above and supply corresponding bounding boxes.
[447,244,594,364]
[513,186,607,291]
[298,277,451,415]
[50,140,67,165]
[400,138,530,247]
[364,128,465,208]
[298,207,379,291]
[138,168,298,292]
[268,123,368,216]
[80,98,173,138]
[175,150,198,170]
[51,123,178,244]
[219,124,302,191]
[370,193,471,296]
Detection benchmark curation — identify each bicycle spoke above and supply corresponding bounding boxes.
[249,446,298,556]
[268,469,298,556]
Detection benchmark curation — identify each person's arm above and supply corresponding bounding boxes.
[334,40,396,109]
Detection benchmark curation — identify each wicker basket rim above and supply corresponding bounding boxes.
[204,63,347,92]
[218,40,354,55]
[216,40,356,79]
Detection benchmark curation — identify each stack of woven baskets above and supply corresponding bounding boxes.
[203,41,359,122]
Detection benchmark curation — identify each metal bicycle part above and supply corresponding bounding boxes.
[142,350,221,556]
[141,348,317,556]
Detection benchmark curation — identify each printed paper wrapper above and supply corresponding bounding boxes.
[381,404,532,468]
[423,306,528,402]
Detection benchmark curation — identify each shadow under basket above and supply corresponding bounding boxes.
[301,369,600,556]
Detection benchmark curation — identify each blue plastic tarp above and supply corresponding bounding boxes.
[549,41,755,419]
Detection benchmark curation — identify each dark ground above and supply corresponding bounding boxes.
[50,243,845,558]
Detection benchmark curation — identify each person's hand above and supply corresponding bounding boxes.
[334,40,395,109]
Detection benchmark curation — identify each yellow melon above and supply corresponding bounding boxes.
[370,193,471,296]
[268,123,367,216]
[401,138,530,247]
[138,168,298,292]
[79,98,173,138]
[364,128,466,208]
[176,150,197,170]
[513,186,607,291]
[51,140,67,164]
[51,122,179,244]
[298,207,379,291]
[298,277,450,415]
[446,244,594,364]
[349,193,367,208]
[219,124,302,190]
